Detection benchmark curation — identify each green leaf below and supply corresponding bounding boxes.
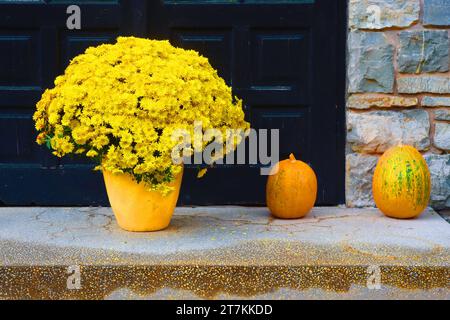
[45,135,53,150]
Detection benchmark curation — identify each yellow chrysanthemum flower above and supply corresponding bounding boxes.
[33,36,249,192]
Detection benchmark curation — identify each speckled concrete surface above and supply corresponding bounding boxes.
[0,207,448,299]
[0,206,449,266]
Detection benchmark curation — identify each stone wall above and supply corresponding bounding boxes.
[346,0,450,210]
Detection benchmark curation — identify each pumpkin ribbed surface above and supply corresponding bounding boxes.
[266,154,317,219]
[372,145,431,219]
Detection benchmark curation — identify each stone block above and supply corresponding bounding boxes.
[347,110,430,153]
[422,96,450,107]
[435,109,450,121]
[398,76,450,94]
[346,153,378,207]
[348,32,395,93]
[348,94,418,109]
[398,30,449,73]
[424,154,450,210]
[423,0,450,26]
[349,0,420,29]
[434,122,450,150]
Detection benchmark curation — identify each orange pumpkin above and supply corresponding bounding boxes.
[372,145,431,219]
[266,153,317,219]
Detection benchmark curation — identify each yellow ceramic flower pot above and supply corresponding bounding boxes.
[103,167,183,232]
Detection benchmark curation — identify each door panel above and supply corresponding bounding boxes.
[172,29,233,83]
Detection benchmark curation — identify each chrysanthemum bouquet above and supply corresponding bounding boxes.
[34,37,249,194]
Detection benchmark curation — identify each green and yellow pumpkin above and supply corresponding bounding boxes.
[372,145,431,219]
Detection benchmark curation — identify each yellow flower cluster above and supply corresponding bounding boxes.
[34,36,249,193]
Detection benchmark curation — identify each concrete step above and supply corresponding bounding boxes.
[0,207,448,299]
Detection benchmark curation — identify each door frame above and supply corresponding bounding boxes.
[336,0,347,204]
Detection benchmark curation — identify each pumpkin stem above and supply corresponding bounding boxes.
[289,153,296,161]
